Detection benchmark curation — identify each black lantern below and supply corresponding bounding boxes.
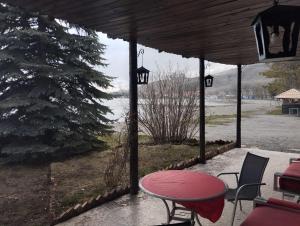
[204,75,214,87]
[137,49,150,85]
[136,66,150,84]
[252,1,300,62]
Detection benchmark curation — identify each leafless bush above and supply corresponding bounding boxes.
[104,121,129,189]
[138,68,199,144]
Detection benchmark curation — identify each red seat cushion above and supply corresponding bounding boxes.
[279,162,300,193]
[267,198,300,210]
[241,205,300,226]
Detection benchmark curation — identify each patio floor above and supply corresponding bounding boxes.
[57,148,299,226]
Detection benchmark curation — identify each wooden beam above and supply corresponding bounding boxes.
[129,40,139,194]
[236,64,242,148]
[199,58,206,164]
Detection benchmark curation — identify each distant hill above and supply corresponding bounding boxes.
[187,63,272,98]
[113,63,272,98]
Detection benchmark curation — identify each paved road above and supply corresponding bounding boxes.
[206,114,300,152]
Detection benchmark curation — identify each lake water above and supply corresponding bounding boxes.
[105,98,129,121]
[104,97,235,121]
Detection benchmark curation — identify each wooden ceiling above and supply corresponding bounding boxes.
[3,0,300,65]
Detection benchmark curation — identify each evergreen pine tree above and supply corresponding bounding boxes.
[0,3,113,162]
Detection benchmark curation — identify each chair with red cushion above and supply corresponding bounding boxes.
[241,197,300,226]
[274,158,300,197]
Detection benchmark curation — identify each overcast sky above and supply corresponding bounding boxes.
[97,32,236,92]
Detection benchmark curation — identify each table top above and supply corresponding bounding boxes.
[139,170,228,202]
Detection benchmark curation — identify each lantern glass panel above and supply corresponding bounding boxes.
[206,79,212,87]
[267,23,297,57]
[204,75,214,87]
[255,23,264,56]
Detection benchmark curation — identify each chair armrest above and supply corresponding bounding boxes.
[217,172,239,177]
[253,197,300,213]
[274,172,300,194]
[217,172,239,186]
[253,196,268,208]
[290,158,300,164]
[235,183,266,202]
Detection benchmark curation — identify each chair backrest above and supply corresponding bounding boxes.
[238,152,269,198]
[152,222,192,226]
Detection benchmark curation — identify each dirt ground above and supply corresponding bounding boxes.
[0,164,51,226]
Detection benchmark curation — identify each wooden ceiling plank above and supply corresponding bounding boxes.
[3,0,300,64]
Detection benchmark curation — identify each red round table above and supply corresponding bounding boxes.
[139,170,228,225]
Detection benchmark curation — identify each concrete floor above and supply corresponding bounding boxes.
[57,148,299,226]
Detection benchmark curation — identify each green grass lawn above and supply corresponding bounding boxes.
[206,111,254,126]
[206,114,235,125]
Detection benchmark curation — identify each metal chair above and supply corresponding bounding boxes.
[217,152,269,226]
[152,222,192,226]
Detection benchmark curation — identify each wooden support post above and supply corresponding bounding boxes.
[236,64,242,148]
[199,58,206,164]
[129,40,139,194]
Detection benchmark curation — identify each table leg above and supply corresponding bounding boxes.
[161,200,203,226]
[191,211,195,226]
[195,213,203,226]
[162,199,171,224]
[171,201,176,217]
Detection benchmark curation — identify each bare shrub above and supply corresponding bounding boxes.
[104,121,129,189]
[138,68,199,144]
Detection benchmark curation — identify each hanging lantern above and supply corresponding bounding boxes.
[204,75,214,87]
[137,49,150,85]
[251,1,300,62]
[136,66,150,85]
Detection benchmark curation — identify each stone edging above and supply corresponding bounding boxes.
[51,141,236,225]
[51,186,130,225]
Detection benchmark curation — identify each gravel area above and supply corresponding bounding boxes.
[206,114,300,152]
[206,99,278,116]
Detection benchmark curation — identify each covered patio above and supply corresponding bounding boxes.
[5,0,300,195]
[2,0,300,225]
[56,148,299,226]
